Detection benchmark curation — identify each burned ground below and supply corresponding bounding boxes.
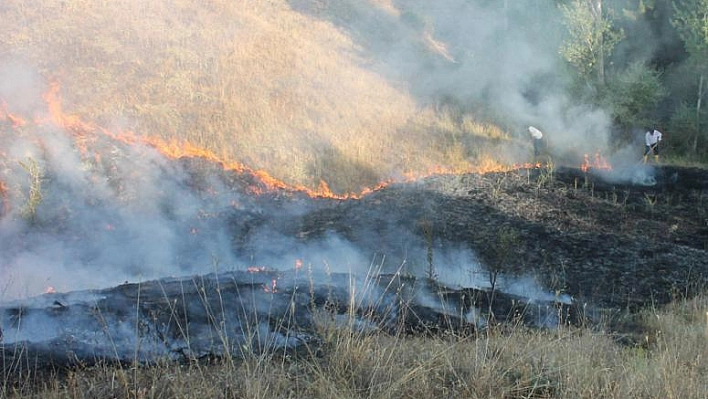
[372,168,703,307]
[209,159,708,312]
[2,154,708,368]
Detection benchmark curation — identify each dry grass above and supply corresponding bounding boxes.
[4,2,706,397]
[0,0,522,194]
[2,294,707,398]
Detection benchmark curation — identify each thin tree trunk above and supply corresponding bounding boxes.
[591,0,604,84]
[695,74,704,154]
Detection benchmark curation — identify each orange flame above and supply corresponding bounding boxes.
[581,152,612,173]
[263,278,277,293]
[2,83,565,200]
[42,81,94,133]
[0,100,28,127]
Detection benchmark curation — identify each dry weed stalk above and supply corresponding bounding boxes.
[18,157,43,222]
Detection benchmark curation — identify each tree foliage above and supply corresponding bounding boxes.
[671,0,708,61]
[602,62,665,133]
[671,0,708,157]
[559,0,624,85]
[668,101,708,158]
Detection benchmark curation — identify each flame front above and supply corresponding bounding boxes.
[0,100,28,128]
[2,83,604,204]
[581,152,612,173]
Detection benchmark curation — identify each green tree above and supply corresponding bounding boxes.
[559,0,625,86]
[602,62,665,137]
[668,101,708,159]
[671,0,708,155]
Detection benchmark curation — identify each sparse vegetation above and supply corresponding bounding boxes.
[1,154,707,398]
[420,219,437,280]
[536,158,555,190]
[1,1,708,398]
[18,157,43,223]
[2,291,707,398]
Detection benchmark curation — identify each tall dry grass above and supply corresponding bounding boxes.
[0,0,518,194]
[2,294,707,398]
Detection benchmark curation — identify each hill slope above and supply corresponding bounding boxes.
[0,0,524,193]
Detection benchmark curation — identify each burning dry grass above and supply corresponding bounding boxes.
[2,294,707,399]
[0,0,517,194]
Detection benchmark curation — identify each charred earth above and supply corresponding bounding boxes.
[1,154,707,369]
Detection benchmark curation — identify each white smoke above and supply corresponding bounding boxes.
[0,0,585,303]
[0,126,228,298]
[303,0,615,160]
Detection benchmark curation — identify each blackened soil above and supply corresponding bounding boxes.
[273,164,708,312]
[174,158,708,316]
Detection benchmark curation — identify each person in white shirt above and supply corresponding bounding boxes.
[643,127,662,164]
[528,126,544,159]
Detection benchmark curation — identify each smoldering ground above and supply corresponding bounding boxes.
[0,0,669,302]
[0,104,556,304]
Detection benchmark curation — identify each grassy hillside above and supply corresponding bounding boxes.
[0,0,515,194]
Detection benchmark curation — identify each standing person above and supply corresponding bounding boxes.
[528,126,544,159]
[643,127,662,164]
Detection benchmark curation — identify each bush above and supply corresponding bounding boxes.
[602,62,666,139]
[667,101,708,161]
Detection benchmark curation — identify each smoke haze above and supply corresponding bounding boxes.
[0,0,606,302]
[296,0,615,157]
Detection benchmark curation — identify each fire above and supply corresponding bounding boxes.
[3,82,342,198]
[45,286,56,294]
[581,152,612,173]
[42,81,94,133]
[1,100,28,127]
[1,82,566,201]
[265,278,277,293]
[243,266,281,292]
[100,129,347,198]
[513,162,543,170]
[5,113,27,128]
